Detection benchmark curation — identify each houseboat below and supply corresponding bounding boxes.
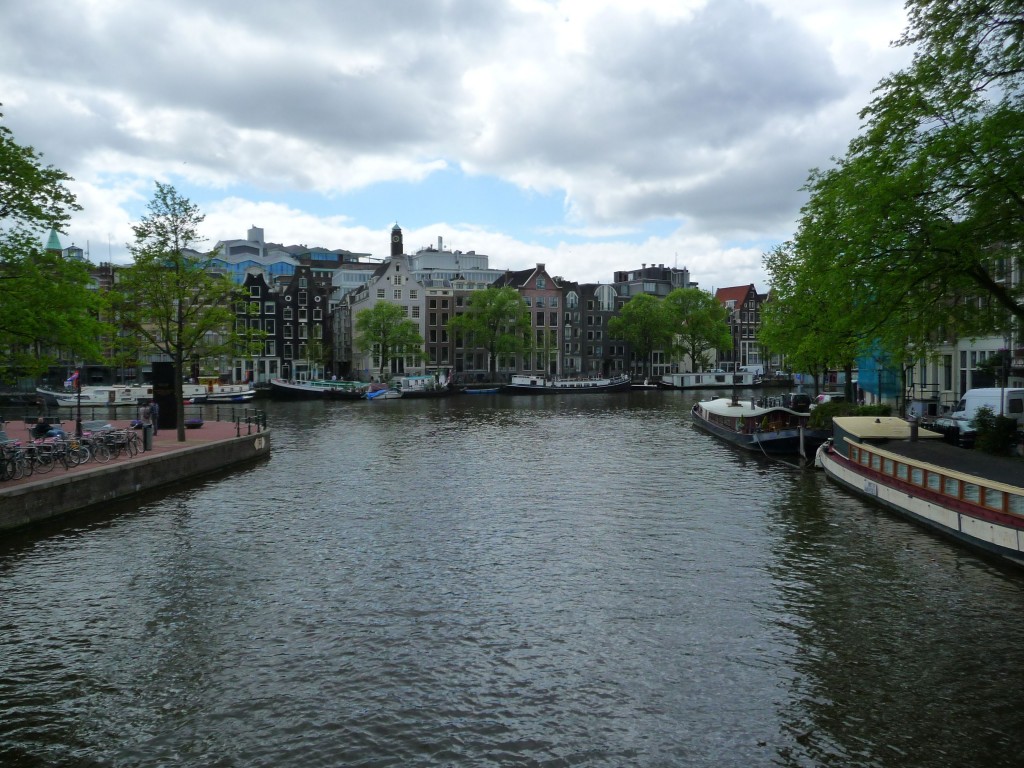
[393,375,451,398]
[502,373,632,394]
[269,378,369,400]
[659,371,761,390]
[37,384,153,408]
[690,395,829,458]
[818,416,1024,568]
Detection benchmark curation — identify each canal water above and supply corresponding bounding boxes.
[3,391,1024,767]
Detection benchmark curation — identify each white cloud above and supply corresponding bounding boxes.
[1,0,912,290]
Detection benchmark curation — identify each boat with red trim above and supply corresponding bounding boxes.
[817,416,1024,567]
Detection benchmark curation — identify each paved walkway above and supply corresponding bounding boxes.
[0,418,263,492]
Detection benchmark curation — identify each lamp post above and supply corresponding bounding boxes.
[75,368,83,437]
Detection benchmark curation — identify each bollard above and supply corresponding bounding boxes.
[142,424,153,451]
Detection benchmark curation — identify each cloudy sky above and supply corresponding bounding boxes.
[2,0,910,290]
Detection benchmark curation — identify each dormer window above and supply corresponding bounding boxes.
[536,277,546,289]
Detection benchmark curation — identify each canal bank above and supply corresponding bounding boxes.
[0,419,270,532]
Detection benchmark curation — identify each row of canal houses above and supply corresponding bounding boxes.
[230,223,718,384]
[52,223,1023,413]
[216,224,1024,411]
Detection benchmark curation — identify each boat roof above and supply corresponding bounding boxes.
[698,397,804,418]
[834,421,1024,491]
[832,416,942,441]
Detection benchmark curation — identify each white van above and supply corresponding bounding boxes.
[738,365,764,376]
[950,388,1024,427]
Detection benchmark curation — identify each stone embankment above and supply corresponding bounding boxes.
[0,419,270,532]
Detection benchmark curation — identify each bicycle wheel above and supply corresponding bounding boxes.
[92,441,111,463]
[31,447,55,474]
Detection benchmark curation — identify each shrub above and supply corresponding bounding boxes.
[972,406,1018,456]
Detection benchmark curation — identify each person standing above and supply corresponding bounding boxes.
[150,400,159,436]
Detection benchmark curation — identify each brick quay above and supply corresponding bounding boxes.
[0,418,271,532]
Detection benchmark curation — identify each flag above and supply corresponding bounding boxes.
[64,370,79,389]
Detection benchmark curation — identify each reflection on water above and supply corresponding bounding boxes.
[2,392,1024,767]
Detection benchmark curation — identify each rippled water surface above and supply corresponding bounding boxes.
[3,392,1024,767]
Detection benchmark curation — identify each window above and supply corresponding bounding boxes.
[524,297,532,307]
[265,319,275,335]
[536,297,545,308]
[430,312,437,326]
[394,289,402,300]
[249,285,261,298]
[284,343,293,359]
[536,277,546,289]
[412,306,420,318]
[299,308,307,321]
[313,308,322,320]
[314,325,322,339]
[537,312,545,326]
[299,291,307,306]
[299,325,308,339]
[410,290,418,300]
[377,289,386,299]
[944,477,960,496]
[299,277,307,289]
[265,339,276,356]
[264,302,275,315]
[550,297,558,308]
[284,325,293,339]
[549,312,558,327]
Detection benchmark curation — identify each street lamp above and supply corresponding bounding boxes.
[75,368,83,437]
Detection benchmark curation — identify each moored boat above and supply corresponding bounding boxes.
[393,375,451,398]
[206,383,255,402]
[690,395,829,458]
[501,373,631,394]
[37,384,153,408]
[817,416,1024,567]
[269,378,369,400]
[659,371,761,390]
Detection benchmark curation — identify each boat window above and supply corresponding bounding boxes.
[944,477,960,497]
[871,455,881,471]
[884,458,894,475]
[896,463,908,481]
[927,472,941,491]
[850,447,859,462]
[984,488,1004,511]
[963,483,981,504]
[1010,495,1024,515]
[860,451,870,466]
[911,467,924,485]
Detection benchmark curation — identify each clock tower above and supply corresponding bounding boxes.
[390,223,403,257]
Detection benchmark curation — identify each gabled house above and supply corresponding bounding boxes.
[714,284,765,371]
[493,264,562,376]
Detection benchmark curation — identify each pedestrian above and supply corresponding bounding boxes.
[139,402,152,429]
[150,400,159,436]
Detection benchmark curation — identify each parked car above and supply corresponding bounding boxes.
[924,416,976,448]
[811,392,846,408]
[783,392,812,412]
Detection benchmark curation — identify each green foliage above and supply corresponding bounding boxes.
[0,107,80,228]
[354,301,424,377]
[448,287,532,375]
[763,0,1024,366]
[607,293,673,377]
[972,406,1019,456]
[808,401,892,429]
[114,183,243,439]
[0,109,102,382]
[663,287,732,371]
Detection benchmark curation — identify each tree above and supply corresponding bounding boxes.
[114,183,242,442]
[447,286,532,377]
[778,0,1024,367]
[663,287,732,373]
[608,293,674,379]
[354,302,424,378]
[0,109,103,381]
